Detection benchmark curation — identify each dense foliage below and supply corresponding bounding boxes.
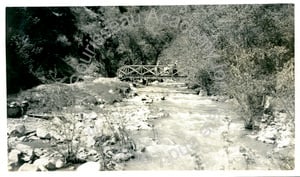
[7,5,294,125]
[158,4,294,126]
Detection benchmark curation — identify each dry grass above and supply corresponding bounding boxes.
[9,78,130,115]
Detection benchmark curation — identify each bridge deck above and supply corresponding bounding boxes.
[117,65,187,80]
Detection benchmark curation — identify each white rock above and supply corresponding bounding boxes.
[33,157,55,171]
[15,143,34,162]
[9,124,26,137]
[95,119,104,130]
[98,124,114,137]
[8,149,21,165]
[264,132,277,140]
[86,136,96,147]
[28,136,40,141]
[87,149,101,161]
[151,80,159,85]
[49,130,64,141]
[18,163,39,171]
[141,96,153,104]
[108,89,114,94]
[139,123,153,130]
[88,149,98,156]
[277,138,291,148]
[8,164,13,171]
[33,148,44,157]
[97,98,105,105]
[75,122,85,129]
[262,127,277,140]
[85,112,98,120]
[36,127,51,139]
[18,136,29,142]
[264,96,272,109]
[262,138,275,144]
[83,127,95,136]
[103,146,115,158]
[114,163,125,170]
[8,136,18,147]
[76,161,101,171]
[55,159,65,169]
[52,117,64,126]
[76,147,88,160]
[112,153,133,162]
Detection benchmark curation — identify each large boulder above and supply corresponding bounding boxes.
[8,149,21,170]
[8,149,21,164]
[15,143,35,162]
[84,112,98,120]
[36,127,51,139]
[9,124,26,137]
[7,103,22,118]
[33,148,46,157]
[33,157,56,171]
[54,158,65,169]
[49,130,64,141]
[76,161,102,171]
[47,156,66,169]
[18,163,39,171]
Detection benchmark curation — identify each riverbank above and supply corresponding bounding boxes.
[7,78,294,171]
[7,77,134,171]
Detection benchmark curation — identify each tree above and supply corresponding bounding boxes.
[6,7,78,93]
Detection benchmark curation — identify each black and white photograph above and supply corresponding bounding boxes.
[2,0,297,175]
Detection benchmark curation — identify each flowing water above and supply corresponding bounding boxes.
[122,82,278,170]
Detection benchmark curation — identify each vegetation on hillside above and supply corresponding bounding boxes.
[7,5,294,128]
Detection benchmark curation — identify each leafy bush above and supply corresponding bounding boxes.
[48,114,85,163]
[194,69,213,96]
[18,84,78,114]
[48,110,136,170]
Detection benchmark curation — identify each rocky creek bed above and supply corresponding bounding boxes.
[7,78,294,171]
[123,82,294,170]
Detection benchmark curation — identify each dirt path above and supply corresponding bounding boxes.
[120,81,279,170]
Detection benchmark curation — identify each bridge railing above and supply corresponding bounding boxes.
[117,65,181,80]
